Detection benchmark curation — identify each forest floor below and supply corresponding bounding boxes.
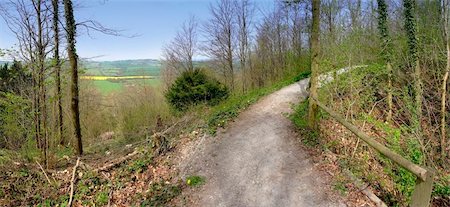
[176,80,368,206]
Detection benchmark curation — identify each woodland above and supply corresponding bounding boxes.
[0,0,448,206]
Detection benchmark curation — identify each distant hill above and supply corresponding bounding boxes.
[81,59,162,77]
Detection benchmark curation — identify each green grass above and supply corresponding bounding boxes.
[290,99,320,146]
[93,80,124,94]
[91,79,162,95]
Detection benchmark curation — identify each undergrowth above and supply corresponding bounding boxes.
[290,99,320,146]
[290,65,450,207]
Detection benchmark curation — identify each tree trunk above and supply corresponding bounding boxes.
[308,0,321,130]
[403,0,422,132]
[441,61,449,158]
[441,0,449,158]
[414,59,423,128]
[35,0,48,167]
[64,0,83,155]
[377,0,394,122]
[53,0,64,146]
[387,62,393,122]
[227,28,234,91]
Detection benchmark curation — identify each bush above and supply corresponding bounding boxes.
[165,69,229,111]
[0,92,32,149]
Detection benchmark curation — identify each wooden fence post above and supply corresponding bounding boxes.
[410,169,434,207]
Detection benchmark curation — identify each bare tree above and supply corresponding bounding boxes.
[162,15,198,76]
[321,0,341,42]
[284,0,304,57]
[64,0,82,155]
[348,0,362,30]
[259,3,290,82]
[203,0,235,90]
[234,0,253,93]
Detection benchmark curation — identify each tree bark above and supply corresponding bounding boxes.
[53,0,64,146]
[441,0,449,158]
[64,0,83,155]
[308,0,321,130]
[387,62,393,122]
[34,0,49,167]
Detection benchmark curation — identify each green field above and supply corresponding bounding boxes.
[90,78,162,95]
[80,59,163,95]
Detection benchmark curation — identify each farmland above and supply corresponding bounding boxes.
[82,59,161,76]
[80,59,162,94]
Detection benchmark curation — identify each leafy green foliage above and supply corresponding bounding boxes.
[186,175,205,187]
[166,69,229,111]
[127,155,153,173]
[433,177,450,197]
[364,113,424,205]
[0,92,33,149]
[0,60,31,94]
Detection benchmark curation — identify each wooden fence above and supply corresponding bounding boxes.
[311,97,434,207]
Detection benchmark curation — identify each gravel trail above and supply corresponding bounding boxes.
[181,79,345,207]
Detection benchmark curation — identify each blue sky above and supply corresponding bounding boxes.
[0,0,273,61]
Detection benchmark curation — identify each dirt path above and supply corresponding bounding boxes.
[180,79,345,207]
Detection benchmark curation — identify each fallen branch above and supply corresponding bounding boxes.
[36,161,52,186]
[94,151,139,173]
[343,169,387,207]
[68,157,80,207]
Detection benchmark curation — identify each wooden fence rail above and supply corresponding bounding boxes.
[311,97,434,207]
